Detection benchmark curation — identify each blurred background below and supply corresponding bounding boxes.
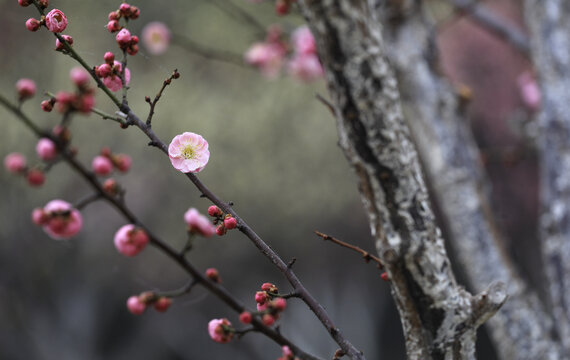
[0,0,536,359]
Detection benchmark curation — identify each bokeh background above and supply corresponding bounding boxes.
[0,0,536,359]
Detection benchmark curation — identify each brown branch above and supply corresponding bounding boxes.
[314,231,383,269]
[145,69,179,126]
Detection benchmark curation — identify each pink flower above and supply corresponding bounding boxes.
[168,132,210,173]
[101,61,131,92]
[116,28,132,48]
[114,224,149,257]
[45,9,67,33]
[36,138,57,161]
[92,155,113,176]
[142,22,171,55]
[25,18,40,32]
[16,78,36,100]
[518,71,541,111]
[127,296,146,315]
[4,153,26,173]
[244,42,286,78]
[42,199,83,240]
[184,208,215,237]
[208,318,234,344]
[291,26,316,56]
[70,67,90,87]
[287,54,324,82]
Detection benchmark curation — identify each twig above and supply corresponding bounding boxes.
[146,69,179,126]
[91,107,128,126]
[315,93,336,116]
[314,231,383,269]
[74,192,103,210]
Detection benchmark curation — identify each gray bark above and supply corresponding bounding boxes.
[299,1,506,359]
[377,2,562,359]
[524,0,570,357]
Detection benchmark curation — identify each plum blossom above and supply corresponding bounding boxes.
[142,22,171,55]
[45,9,67,33]
[40,199,83,239]
[287,26,323,82]
[208,318,234,343]
[16,78,36,100]
[114,224,149,257]
[126,296,146,315]
[184,208,215,237]
[36,138,57,161]
[168,132,210,173]
[4,153,26,173]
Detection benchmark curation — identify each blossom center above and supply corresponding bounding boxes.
[181,145,196,160]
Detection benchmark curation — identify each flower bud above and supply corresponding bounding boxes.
[106,20,120,33]
[41,99,54,112]
[223,216,237,230]
[25,18,40,32]
[45,9,67,33]
[205,268,221,283]
[208,205,223,217]
[92,155,113,176]
[36,138,57,161]
[27,169,45,187]
[239,311,252,324]
[104,52,115,64]
[4,153,26,174]
[153,297,172,312]
[127,296,146,315]
[16,78,36,100]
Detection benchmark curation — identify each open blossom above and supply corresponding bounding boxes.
[142,22,171,55]
[114,224,149,257]
[168,132,210,173]
[36,138,57,161]
[287,53,324,82]
[244,42,286,78]
[45,9,67,33]
[208,318,234,343]
[291,26,316,55]
[4,153,27,173]
[184,208,215,237]
[40,199,83,240]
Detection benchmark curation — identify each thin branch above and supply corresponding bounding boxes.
[90,107,128,126]
[314,231,383,269]
[146,69,179,126]
[74,192,103,210]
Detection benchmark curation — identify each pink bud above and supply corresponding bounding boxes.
[108,11,120,21]
[208,205,222,217]
[106,20,121,33]
[55,34,73,51]
[239,311,252,324]
[4,153,26,174]
[41,99,54,112]
[381,272,389,281]
[153,297,172,312]
[70,67,90,87]
[16,78,36,100]
[215,224,226,236]
[25,18,40,32]
[104,52,115,64]
[255,291,268,304]
[129,6,140,19]
[185,208,216,237]
[275,0,289,15]
[79,94,95,114]
[96,63,112,78]
[127,296,146,315]
[116,28,132,48]
[119,3,131,15]
[208,318,234,344]
[261,282,277,293]
[272,297,287,311]
[114,224,149,257]
[18,0,32,7]
[205,268,221,283]
[45,9,67,33]
[262,314,275,326]
[103,178,118,195]
[114,154,131,172]
[27,169,45,187]
[92,155,113,176]
[223,216,237,230]
[127,44,139,56]
[32,208,49,225]
[36,138,57,161]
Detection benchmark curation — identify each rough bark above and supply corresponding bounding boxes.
[374,2,562,359]
[298,1,506,359]
[524,0,570,357]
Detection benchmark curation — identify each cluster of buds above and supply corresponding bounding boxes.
[207,205,237,236]
[208,318,234,344]
[114,224,149,257]
[44,67,95,114]
[107,3,140,32]
[91,147,132,177]
[277,346,300,360]
[115,29,139,55]
[95,52,131,92]
[127,291,172,315]
[239,282,287,327]
[244,25,288,79]
[184,208,216,237]
[32,199,83,239]
[25,8,67,33]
